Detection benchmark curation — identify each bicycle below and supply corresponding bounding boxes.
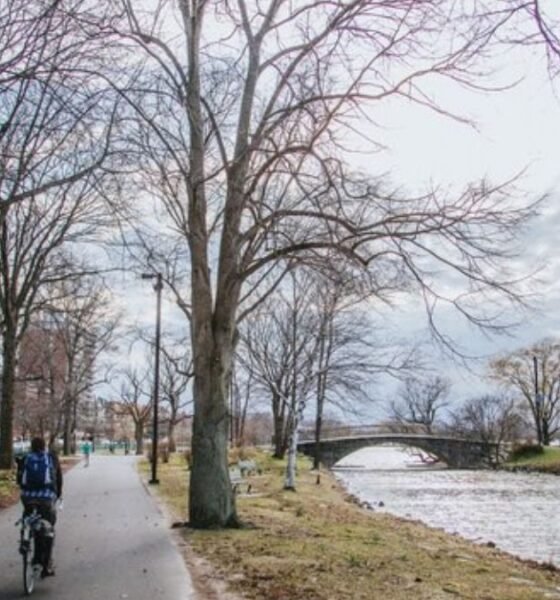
[16,505,55,595]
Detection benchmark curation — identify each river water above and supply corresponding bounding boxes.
[334,446,560,566]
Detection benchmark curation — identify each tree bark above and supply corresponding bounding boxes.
[183,0,238,528]
[63,393,72,456]
[284,424,298,491]
[0,329,17,469]
[135,422,144,455]
[272,391,286,458]
[313,325,327,470]
[189,345,237,527]
[167,421,176,453]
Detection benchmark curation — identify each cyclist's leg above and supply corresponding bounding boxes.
[37,501,56,574]
[22,501,43,565]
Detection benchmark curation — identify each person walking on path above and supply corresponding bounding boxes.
[81,439,91,467]
[0,454,196,599]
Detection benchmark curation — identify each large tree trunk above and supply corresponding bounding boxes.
[272,391,285,458]
[167,421,176,453]
[543,418,550,446]
[0,329,17,469]
[313,328,327,470]
[189,341,237,528]
[313,385,325,470]
[135,422,144,455]
[183,0,238,529]
[63,394,72,456]
[284,422,299,491]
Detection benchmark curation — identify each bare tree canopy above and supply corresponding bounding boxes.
[509,1,560,77]
[490,338,560,445]
[114,367,152,456]
[237,272,320,460]
[449,393,523,463]
[0,0,120,210]
[0,0,123,468]
[14,276,120,453]
[105,1,541,526]
[159,345,193,453]
[0,185,110,467]
[389,375,451,434]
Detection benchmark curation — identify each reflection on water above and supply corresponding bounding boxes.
[334,446,560,566]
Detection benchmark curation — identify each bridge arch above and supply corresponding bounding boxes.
[297,434,496,469]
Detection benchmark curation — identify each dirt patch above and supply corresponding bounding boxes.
[177,533,245,600]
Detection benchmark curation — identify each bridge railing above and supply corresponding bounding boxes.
[298,424,451,443]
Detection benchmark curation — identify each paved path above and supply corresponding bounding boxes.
[0,455,197,600]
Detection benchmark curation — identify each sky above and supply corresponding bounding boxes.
[353,43,560,409]
[107,8,560,419]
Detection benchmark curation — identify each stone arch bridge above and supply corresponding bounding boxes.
[297,429,499,469]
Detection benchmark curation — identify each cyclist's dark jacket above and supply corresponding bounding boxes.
[17,451,63,502]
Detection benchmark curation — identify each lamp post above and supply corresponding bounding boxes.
[141,272,163,484]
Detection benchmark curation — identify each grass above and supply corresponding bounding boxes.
[504,445,560,474]
[0,468,18,509]
[141,450,560,600]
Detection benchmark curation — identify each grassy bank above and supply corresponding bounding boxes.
[0,468,18,509]
[503,446,560,474]
[141,451,560,600]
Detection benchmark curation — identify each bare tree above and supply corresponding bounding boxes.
[0,0,120,213]
[389,376,451,434]
[14,322,67,443]
[0,188,113,469]
[44,278,121,455]
[310,275,417,469]
[489,339,560,445]
[229,362,255,448]
[449,394,523,464]
[237,273,319,460]
[160,348,193,453]
[112,1,540,527]
[0,0,122,468]
[12,277,119,449]
[113,368,152,456]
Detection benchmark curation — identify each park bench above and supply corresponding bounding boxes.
[238,459,261,476]
[229,459,261,494]
[229,466,252,494]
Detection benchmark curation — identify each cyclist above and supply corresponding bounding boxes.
[16,437,63,578]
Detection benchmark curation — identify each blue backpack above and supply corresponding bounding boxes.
[21,452,55,491]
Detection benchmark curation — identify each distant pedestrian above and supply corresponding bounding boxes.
[81,440,91,467]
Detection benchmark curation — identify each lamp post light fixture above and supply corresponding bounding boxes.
[141,272,163,485]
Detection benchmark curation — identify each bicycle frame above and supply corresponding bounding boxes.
[16,508,52,595]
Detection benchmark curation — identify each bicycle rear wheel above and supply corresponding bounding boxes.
[22,533,38,595]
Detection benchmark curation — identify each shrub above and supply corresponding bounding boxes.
[510,443,544,461]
